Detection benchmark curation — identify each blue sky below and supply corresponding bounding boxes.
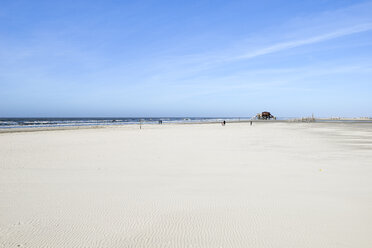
[1,0,372,117]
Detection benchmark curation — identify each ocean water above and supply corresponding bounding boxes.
[0,117,253,129]
[2,117,370,129]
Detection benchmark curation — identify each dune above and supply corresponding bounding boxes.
[0,122,372,247]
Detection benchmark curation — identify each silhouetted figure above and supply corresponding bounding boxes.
[250,121,252,126]
[222,120,226,126]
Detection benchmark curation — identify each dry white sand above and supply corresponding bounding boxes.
[1,122,372,247]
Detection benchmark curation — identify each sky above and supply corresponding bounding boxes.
[1,0,372,117]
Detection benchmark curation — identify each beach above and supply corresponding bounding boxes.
[1,122,372,247]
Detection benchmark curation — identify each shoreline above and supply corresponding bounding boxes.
[1,118,372,134]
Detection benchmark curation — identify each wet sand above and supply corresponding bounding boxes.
[1,122,372,247]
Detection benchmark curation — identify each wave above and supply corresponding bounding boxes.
[0,117,253,129]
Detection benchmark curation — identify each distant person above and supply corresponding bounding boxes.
[222,120,226,126]
[250,121,252,126]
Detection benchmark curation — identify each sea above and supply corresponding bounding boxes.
[1,117,371,129]
[0,117,253,129]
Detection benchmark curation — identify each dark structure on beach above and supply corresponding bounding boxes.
[256,111,276,120]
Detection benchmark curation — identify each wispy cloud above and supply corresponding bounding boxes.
[150,1,372,75]
[233,23,372,61]
[145,24,372,85]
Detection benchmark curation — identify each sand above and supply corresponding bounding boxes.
[1,122,372,247]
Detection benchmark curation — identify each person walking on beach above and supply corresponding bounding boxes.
[222,120,226,126]
[250,121,252,126]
